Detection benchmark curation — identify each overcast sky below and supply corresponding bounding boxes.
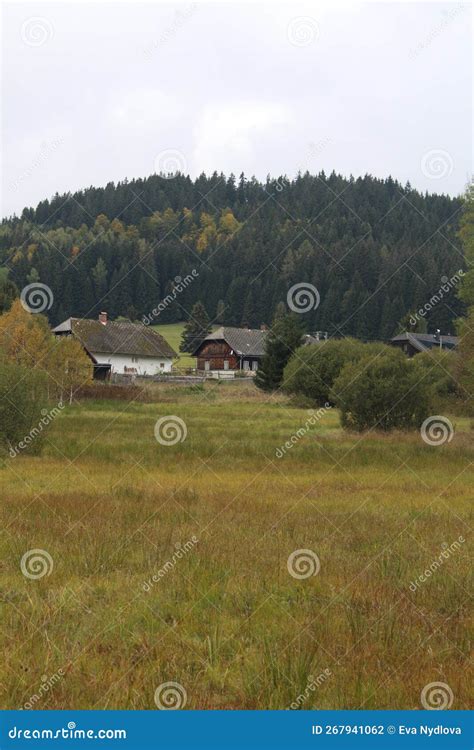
[1,1,471,217]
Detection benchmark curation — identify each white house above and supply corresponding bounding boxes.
[53,312,176,378]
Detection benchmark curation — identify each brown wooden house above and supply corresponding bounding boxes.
[193,327,267,372]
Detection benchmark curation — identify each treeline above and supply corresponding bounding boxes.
[0,171,465,337]
[257,185,473,423]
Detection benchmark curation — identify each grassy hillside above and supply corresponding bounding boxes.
[0,382,471,710]
[153,323,217,368]
[152,322,192,367]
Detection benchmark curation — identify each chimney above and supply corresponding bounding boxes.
[99,311,108,325]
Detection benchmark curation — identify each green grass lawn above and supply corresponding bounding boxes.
[152,322,189,365]
[153,322,217,368]
[0,381,472,710]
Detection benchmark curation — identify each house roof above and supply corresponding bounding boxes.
[193,326,267,357]
[53,318,177,358]
[303,334,325,346]
[391,332,458,352]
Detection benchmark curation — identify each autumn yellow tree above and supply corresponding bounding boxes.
[0,299,51,371]
[0,300,92,403]
[218,208,241,237]
[196,212,217,252]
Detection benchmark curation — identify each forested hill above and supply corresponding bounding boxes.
[0,171,465,338]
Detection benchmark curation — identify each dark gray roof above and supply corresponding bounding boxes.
[53,318,177,358]
[194,326,267,357]
[391,332,458,352]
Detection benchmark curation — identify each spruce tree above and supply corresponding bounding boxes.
[255,313,304,391]
[0,271,18,314]
[180,301,211,353]
[215,299,226,324]
[397,310,427,334]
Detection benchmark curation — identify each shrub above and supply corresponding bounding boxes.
[412,349,457,398]
[74,383,145,402]
[282,339,389,405]
[455,309,474,405]
[0,360,48,456]
[331,350,432,431]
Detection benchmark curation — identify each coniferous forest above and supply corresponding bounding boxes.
[0,171,465,338]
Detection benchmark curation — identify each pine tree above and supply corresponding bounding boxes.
[397,310,427,334]
[180,301,211,353]
[215,299,226,324]
[0,270,18,314]
[92,258,108,299]
[255,313,304,391]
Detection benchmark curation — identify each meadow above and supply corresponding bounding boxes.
[0,381,472,710]
[152,322,217,368]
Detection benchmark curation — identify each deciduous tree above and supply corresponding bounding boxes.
[48,336,92,403]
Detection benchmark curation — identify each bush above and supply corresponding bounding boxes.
[282,339,389,405]
[74,383,145,402]
[453,311,474,413]
[331,350,432,431]
[412,349,457,398]
[0,360,48,456]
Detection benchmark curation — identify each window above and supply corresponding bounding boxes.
[224,360,229,370]
[160,363,165,369]
[252,361,258,371]
[243,360,250,370]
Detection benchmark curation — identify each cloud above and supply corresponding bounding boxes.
[193,101,294,175]
[109,88,179,130]
[1,2,470,216]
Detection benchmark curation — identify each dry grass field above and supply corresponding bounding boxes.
[0,381,472,710]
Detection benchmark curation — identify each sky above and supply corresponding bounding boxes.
[1,1,472,218]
